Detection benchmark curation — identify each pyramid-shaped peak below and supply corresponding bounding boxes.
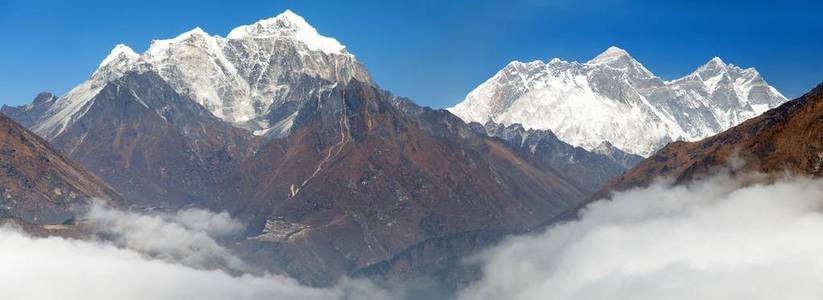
[98,44,138,68]
[180,27,210,38]
[272,9,305,23]
[690,56,764,85]
[587,46,632,64]
[603,46,629,56]
[279,9,300,18]
[251,9,313,30]
[94,44,139,76]
[585,46,654,78]
[707,56,726,65]
[143,26,219,62]
[161,27,211,43]
[226,9,348,55]
[145,27,213,51]
[694,56,732,78]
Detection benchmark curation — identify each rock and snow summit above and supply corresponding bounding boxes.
[449,46,787,156]
[27,10,371,140]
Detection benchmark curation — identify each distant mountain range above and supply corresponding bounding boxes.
[604,83,823,195]
[449,46,787,156]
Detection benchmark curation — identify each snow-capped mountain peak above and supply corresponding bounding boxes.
[450,47,787,156]
[226,9,348,56]
[585,46,654,78]
[149,27,210,48]
[586,46,631,64]
[142,26,231,70]
[707,56,726,66]
[683,57,782,112]
[694,56,730,78]
[94,44,139,75]
[24,9,371,140]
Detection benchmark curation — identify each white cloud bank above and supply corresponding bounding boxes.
[5,174,823,300]
[0,204,393,300]
[86,204,248,271]
[459,174,823,300]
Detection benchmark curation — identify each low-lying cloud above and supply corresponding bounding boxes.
[5,173,823,299]
[459,174,823,300]
[86,204,248,271]
[0,204,394,300]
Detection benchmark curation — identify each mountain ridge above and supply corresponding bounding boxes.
[469,121,643,192]
[4,10,371,141]
[600,82,823,198]
[449,46,787,156]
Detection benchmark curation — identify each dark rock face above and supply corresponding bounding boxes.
[591,140,644,170]
[471,121,642,193]
[603,83,823,195]
[49,71,259,207]
[1,92,57,128]
[0,113,121,224]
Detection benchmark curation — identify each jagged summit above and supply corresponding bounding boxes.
[690,57,765,81]
[707,56,726,65]
[229,9,312,36]
[142,26,228,68]
[226,9,348,55]
[147,27,212,53]
[450,47,786,156]
[98,44,139,68]
[94,44,139,75]
[693,56,731,76]
[585,46,654,78]
[605,82,823,195]
[15,9,371,139]
[586,46,631,64]
[684,57,782,113]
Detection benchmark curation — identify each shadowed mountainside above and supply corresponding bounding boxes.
[0,113,121,224]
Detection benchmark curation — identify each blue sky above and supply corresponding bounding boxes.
[0,0,821,108]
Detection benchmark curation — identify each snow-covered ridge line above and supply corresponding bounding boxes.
[449,46,787,156]
[226,9,348,55]
[96,44,139,72]
[28,9,370,140]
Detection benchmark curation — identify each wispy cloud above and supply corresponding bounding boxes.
[0,204,394,300]
[85,203,248,272]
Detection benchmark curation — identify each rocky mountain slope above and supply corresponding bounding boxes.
[0,113,121,224]
[228,80,587,285]
[47,71,258,206]
[603,82,823,194]
[470,121,642,192]
[449,46,787,156]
